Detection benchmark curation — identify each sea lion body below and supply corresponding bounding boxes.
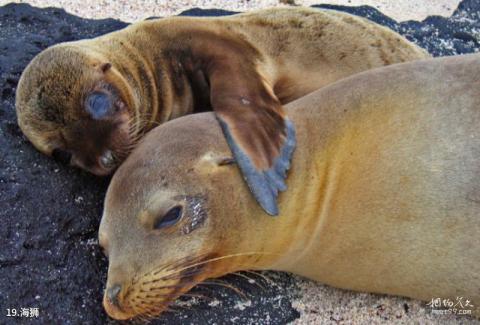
[16,8,429,210]
[99,54,480,320]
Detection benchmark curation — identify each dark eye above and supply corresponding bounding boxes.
[154,206,183,229]
[52,148,72,165]
[85,92,112,119]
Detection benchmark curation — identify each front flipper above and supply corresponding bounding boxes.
[183,34,297,215]
[207,66,296,216]
[217,115,296,216]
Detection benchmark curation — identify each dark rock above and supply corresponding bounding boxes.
[314,0,480,56]
[0,1,479,324]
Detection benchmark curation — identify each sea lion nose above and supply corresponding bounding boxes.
[99,150,115,169]
[106,284,122,307]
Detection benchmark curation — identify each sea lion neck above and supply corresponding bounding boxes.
[126,17,266,118]
[94,23,221,129]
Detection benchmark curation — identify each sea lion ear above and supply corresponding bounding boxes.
[217,157,236,166]
[195,152,235,173]
[99,62,112,73]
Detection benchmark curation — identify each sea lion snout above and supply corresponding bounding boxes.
[106,284,122,307]
[68,150,115,176]
[51,82,134,176]
[102,283,131,320]
[51,148,113,175]
[49,99,132,176]
[105,284,121,309]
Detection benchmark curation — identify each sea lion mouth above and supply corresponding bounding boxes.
[99,150,116,169]
[103,254,218,320]
[70,149,120,176]
[103,292,130,320]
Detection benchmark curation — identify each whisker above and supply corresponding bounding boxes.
[145,279,201,292]
[200,280,248,300]
[230,272,266,291]
[169,304,193,311]
[243,270,276,285]
[178,292,212,300]
[162,253,212,272]
[139,313,153,323]
[142,267,212,286]
[154,251,276,276]
[162,266,211,281]
[149,254,213,276]
[127,252,278,320]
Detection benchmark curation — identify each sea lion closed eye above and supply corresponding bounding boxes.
[99,54,480,320]
[16,7,430,213]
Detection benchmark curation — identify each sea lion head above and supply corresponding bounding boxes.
[16,44,135,175]
[99,113,279,320]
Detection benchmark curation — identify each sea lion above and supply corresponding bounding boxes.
[98,53,480,320]
[15,7,430,214]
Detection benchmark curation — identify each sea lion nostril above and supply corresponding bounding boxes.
[100,150,115,168]
[106,284,122,308]
[52,148,72,165]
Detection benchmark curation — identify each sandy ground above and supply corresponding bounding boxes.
[1,0,462,22]
[2,0,477,324]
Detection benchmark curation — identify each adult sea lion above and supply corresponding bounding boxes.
[98,53,480,320]
[15,7,429,214]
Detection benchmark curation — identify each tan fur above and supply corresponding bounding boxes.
[100,54,480,320]
[16,7,429,174]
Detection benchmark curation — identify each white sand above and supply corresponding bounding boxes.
[2,0,461,22]
[3,0,477,324]
[291,275,479,324]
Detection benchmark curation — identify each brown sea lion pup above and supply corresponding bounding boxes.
[15,7,430,214]
[99,53,480,320]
